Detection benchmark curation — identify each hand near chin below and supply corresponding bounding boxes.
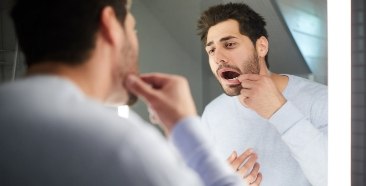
[227,149,262,185]
[125,73,197,135]
[237,62,286,119]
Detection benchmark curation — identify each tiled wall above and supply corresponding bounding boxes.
[351,0,366,185]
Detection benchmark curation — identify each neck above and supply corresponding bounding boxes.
[258,59,289,93]
[269,72,289,93]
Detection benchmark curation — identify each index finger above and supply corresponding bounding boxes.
[237,73,261,82]
[124,74,158,102]
[140,73,181,89]
[139,73,170,88]
[232,148,255,169]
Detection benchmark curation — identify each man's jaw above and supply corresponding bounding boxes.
[126,91,138,106]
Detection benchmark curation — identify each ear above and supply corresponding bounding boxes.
[255,36,269,75]
[255,36,269,58]
[99,6,124,46]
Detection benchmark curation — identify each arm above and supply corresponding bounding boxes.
[239,78,327,186]
[171,117,244,186]
[125,73,243,186]
[269,101,327,186]
[201,106,262,186]
[237,61,327,186]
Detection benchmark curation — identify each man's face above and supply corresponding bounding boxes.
[205,19,260,96]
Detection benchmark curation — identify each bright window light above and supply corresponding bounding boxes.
[328,1,351,186]
[118,105,130,118]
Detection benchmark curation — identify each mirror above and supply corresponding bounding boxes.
[0,0,356,185]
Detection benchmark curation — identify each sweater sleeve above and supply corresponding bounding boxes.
[269,101,327,186]
[171,116,244,186]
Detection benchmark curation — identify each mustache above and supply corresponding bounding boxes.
[216,64,242,75]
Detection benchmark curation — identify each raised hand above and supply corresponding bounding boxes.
[237,61,286,119]
[227,149,262,185]
[125,73,197,134]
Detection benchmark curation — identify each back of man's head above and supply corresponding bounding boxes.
[11,0,127,67]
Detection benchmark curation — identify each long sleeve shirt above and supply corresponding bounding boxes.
[0,75,243,186]
[202,74,328,186]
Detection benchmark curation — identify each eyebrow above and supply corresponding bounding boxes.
[205,36,238,47]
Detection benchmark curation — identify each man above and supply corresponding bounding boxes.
[197,3,327,186]
[0,0,245,185]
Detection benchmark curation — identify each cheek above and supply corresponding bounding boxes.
[233,50,253,65]
[208,59,217,74]
[232,50,246,60]
[128,30,139,53]
[127,34,139,68]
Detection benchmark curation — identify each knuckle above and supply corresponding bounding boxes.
[246,174,254,181]
[255,162,260,169]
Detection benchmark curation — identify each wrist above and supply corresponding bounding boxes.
[166,113,198,134]
[267,99,287,119]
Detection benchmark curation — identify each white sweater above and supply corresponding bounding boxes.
[202,75,328,186]
[0,75,243,186]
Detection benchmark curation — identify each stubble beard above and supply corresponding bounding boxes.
[126,91,138,106]
[221,52,260,96]
[119,39,140,106]
[124,59,139,106]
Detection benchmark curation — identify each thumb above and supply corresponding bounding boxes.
[125,74,156,102]
[259,60,269,76]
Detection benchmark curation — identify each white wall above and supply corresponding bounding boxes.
[275,0,328,84]
[130,0,204,121]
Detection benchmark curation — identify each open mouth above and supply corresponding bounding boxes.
[220,70,240,80]
[217,68,241,86]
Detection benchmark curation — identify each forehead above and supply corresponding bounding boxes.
[206,19,241,44]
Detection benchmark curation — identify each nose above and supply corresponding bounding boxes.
[213,48,228,65]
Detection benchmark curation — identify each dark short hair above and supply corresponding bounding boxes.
[11,0,127,66]
[197,3,269,67]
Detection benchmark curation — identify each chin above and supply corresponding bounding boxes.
[222,85,241,96]
[126,92,138,106]
[104,93,128,106]
[105,91,138,107]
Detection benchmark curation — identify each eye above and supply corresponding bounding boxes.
[207,48,215,55]
[225,42,236,48]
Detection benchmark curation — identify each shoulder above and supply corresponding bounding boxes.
[285,75,328,126]
[288,75,327,91]
[0,77,196,185]
[286,75,327,101]
[0,76,165,152]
